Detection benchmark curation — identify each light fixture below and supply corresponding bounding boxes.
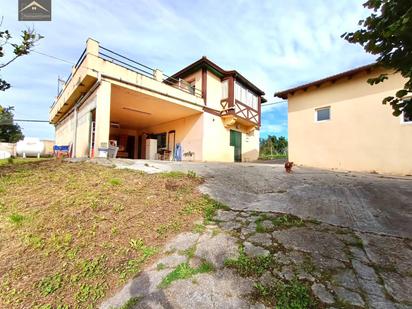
[122,107,151,115]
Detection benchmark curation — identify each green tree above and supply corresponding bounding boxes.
[0,19,42,142]
[0,105,24,142]
[259,135,288,157]
[1,19,43,90]
[342,0,412,117]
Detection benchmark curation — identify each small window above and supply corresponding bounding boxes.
[316,107,330,122]
[401,111,412,124]
[189,80,196,95]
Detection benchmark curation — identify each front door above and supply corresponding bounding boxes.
[230,130,242,162]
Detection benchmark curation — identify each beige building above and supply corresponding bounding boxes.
[275,64,412,175]
[50,38,265,162]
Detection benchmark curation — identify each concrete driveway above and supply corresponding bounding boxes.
[110,159,412,238]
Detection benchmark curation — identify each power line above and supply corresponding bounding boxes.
[262,100,287,106]
[32,50,75,65]
[0,119,50,125]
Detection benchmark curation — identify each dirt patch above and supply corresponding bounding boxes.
[0,160,208,308]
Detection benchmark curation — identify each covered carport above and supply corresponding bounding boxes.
[108,83,204,160]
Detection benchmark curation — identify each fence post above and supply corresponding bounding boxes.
[153,69,163,81]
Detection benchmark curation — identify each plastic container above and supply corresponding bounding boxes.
[98,147,108,158]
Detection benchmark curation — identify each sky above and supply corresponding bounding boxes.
[0,0,375,140]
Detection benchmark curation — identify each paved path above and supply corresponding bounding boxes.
[96,159,412,308]
[110,159,412,238]
[101,210,412,309]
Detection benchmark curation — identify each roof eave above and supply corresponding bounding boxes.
[167,57,265,96]
[274,63,377,99]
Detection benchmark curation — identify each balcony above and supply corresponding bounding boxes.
[49,38,205,124]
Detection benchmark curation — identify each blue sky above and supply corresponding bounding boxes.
[0,0,374,140]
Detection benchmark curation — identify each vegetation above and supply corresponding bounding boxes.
[0,105,24,142]
[0,20,42,142]
[117,297,140,309]
[272,214,304,228]
[0,160,212,308]
[224,246,273,277]
[158,262,214,288]
[343,0,412,118]
[259,135,288,159]
[254,279,317,309]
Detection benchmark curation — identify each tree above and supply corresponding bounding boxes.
[0,19,42,142]
[1,18,43,91]
[342,0,412,117]
[0,105,24,142]
[259,135,288,157]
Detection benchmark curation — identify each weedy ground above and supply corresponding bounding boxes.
[0,159,216,308]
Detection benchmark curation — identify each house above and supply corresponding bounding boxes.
[275,64,412,175]
[49,38,265,162]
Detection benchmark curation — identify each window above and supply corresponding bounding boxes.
[235,82,258,110]
[189,80,196,95]
[401,111,412,124]
[222,80,228,99]
[315,107,330,122]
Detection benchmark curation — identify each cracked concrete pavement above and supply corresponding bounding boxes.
[96,159,412,308]
[107,159,412,238]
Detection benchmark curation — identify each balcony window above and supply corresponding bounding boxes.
[222,80,228,99]
[235,81,258,110]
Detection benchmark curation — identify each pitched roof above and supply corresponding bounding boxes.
[274,63,376,99]
[167,56,265,96]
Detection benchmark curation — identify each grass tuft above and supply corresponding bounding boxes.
[224,246,272,277]
[108,178,121,185]
[254,279,317,309]
[272,214,304,228]
[117,297,140,309]
[38,273,63,296]
[8,213,25,225]
[159,262,213,288]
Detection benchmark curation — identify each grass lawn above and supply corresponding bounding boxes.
[0,157,51,166]
[258,154,288,160]
[0,160,216,308]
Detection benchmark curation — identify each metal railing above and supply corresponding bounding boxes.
[99,46,155,79]
[163,74,203,98]
[53,48,88,108]
[51,45,204,112]
[99,45,203,98]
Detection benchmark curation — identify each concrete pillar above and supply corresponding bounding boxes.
[86,38,99,56]
[94,81,111,157]
[153,69,163,82]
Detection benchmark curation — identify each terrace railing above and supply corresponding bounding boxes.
[52,44,203,111]
[99,46,203,98]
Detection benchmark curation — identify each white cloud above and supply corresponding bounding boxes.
[261,124,287,135]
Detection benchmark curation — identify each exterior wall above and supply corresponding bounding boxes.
[0,143,16,157]
[182,70,202,95]
[94,81,111,156]
[141,113,204,161]
[288,69,412,175]
[55,112,75,146]
[202,112,233,162]
[241,129,260,162]
[206,71,223,110]
[202,112,260,162]
[74,93,97,157]
[41,140,55,155]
